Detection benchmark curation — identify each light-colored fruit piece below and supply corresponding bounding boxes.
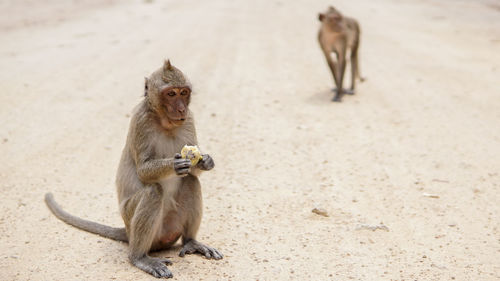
[181,145,202,165]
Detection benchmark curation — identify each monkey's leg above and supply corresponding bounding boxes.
[126,185,174,278]
[348,44,359,95]
[353,41,365,83]
[177,175,223,260]
[329,51,342,102]
[321,48,339,92]
[333,53,347,102]
[332,51,353,95]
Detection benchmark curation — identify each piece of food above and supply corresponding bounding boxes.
[181,145,202,165]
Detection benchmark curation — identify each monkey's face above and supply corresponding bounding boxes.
[319,7,342,25]
[322,13,342,24]
[159,86,191,125]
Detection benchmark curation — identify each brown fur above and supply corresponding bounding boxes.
[45,60,222,279]
[318,6,364,102]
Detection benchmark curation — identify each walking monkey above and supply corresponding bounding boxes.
[45,60,222,278]
[318,6,364,102]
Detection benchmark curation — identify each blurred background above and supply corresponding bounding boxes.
[0,0,499,280]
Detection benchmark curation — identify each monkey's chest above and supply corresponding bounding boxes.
[154,134,195,159]
[155,139,184,159]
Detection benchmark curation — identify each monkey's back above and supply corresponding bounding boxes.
[115,102,147,206]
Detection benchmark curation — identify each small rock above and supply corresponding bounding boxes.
[297,125,308,130]
[431,263,447,270]
[312,208,329,217]
[431,179,449,183]
[422,192,439,198]
[356,224,389,232]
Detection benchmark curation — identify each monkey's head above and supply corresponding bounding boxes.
[318,6,343,24]
[145,60,192,129]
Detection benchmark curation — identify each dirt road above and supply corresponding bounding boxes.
[1,0,499,280]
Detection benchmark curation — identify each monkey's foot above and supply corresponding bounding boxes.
[332,96,342,102]
[179,239,223,260]
[131,256,173,278]
[332,88,354,95]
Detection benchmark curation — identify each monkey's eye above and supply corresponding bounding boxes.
[167,91,176,97]
[180,89,189,96]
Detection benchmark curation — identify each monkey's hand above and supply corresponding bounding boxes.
[174,153,191,176]
[197,154,215,171]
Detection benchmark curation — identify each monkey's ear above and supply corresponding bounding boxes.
[318,13,325,21]
[144,77,149,96]
[163,59,173,72]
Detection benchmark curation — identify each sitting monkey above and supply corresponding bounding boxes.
[45,60,222,278]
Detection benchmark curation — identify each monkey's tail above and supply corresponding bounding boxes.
[44,193,128,242]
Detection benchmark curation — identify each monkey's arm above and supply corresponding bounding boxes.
[135,152,191,184]
[136,157,175,183]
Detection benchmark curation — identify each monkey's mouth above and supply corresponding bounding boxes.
[171,118,186,124]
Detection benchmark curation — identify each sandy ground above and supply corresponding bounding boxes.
[1,0,499,280]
